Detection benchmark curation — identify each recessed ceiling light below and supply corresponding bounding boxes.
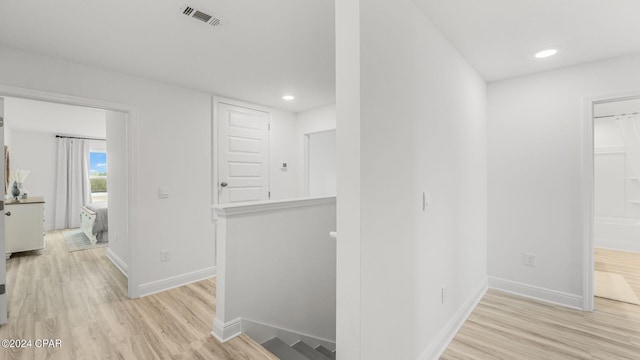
[535,49,558,59]
[282,95,295,101]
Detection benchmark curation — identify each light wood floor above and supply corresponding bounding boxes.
[595,247,640,299]
[442,248,640,359]
[0,230,277,360]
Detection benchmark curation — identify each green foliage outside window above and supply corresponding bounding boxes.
[91,177,108,193]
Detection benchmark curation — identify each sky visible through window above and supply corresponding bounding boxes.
[90,152,107,176]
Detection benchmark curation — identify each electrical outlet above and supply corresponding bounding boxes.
[159,186,170,199]
[441,286,448,304]
[160,250,171,262]
[523,253,536,267]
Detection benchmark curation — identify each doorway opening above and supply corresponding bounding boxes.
[587,94,640,310]
[0,84,138,327]
[304,129,336,197]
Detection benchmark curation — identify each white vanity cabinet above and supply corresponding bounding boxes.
[5,196,45,259]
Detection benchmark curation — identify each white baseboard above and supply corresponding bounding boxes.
[212,317,242,343]
[418,279,488,360]
[106,248,128,277]
[488,276,583,310]
[241,318,336,351]
[595,239,640,253]
[138,266,217,297]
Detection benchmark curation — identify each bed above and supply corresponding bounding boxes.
[80,202,108,244]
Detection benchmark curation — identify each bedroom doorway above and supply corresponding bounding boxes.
[304,129,336,197]
[3,97,128,295]
[0,88,136,326]
[583,92,640,312]
[590,95,640,308]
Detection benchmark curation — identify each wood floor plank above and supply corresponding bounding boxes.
[0,230,275,360]
[442,248,640,359]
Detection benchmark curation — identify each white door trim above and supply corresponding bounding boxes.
[0,83,140,299]
[303,129,336,197]
[582,90,640,312]
[0,97,5,324]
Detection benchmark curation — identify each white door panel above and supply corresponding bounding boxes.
[228,137,262,154]
[228,188,264,203]
[218,103,269,204]
[228,163,263,177]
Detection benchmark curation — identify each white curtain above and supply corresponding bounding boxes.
[54,138,91,229]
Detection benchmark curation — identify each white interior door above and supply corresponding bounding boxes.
[0,98,6,325]
[218,103,269,204]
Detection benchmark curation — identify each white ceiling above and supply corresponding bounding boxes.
[2,0,639,108]
[414,0,640,82]
[0,0,335,113]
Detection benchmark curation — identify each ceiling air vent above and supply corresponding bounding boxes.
[180,4,223,29]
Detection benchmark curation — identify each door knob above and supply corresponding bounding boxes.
[220,182,228,187]
[5,211,11,216]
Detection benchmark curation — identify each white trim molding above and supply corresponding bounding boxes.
[212,317,242,343]
[213,196,336,217]
[489,276,583,310]
[418,279,488,360]
[582,95,595,312]
[138,266,217,297]
[107,248,128,277]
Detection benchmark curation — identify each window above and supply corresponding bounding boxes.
[89,152,107,202]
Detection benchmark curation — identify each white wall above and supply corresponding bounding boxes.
[296,105,336,195]
[0,45,217,291]
[4,97,106,137]
[213,197,336,342]
[268,108,299,200]
[337,1,488,359]
[106,111,128,273]
[4,98,106,230]
[335,1,362,358]
[9,130,56,229]
[488,53,640,303]
[0,45,303,294]
[593,113,640,219]
[296,105,336,134]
